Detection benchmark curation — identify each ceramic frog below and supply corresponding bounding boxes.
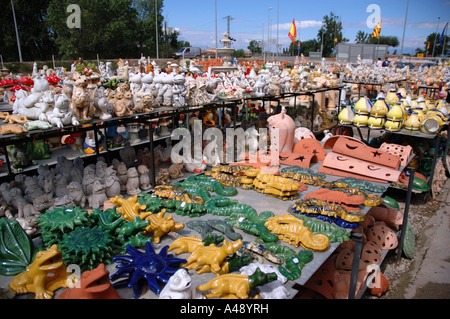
[9,244,70,299]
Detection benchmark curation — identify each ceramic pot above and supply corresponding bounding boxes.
[386,103,404,121]
[436,100,449,117]
[403,112,421,131]
[425,109,447,127]
[354,96,372,114]
[338,105,354,125]
[410,98,418,110]
[384,119,403,132]
[370,98,389,117]
[420,118,440,134]
[353,112,369,127]
[367,115,386,130]
[398,87,407,98]
[385,90,399,107]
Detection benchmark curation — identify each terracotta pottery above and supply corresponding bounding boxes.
[323,135,363,150]
[379,143,413,168]
[304,188,365,206]
[367,206,403,230]
[332,137,402,170]
[368,271,390,297]
[366,225,398,250]
[293,138,327,162]
[321,152,401,183]
[319,164,390,184]
[279,152,318,168]
[335,241,382,271]
[57,264,123,299]
[268,110,296,153]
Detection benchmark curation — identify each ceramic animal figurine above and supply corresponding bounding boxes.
[126,167,141,196]
[196,267,277,299]
[155,168,171,186]
[159,269,205,299]
[67,182,86,208]
[116,163,129,192]
[71,73,92,122]
[88,179,108,209]
[137,165,151,191]
[9,245,70,299]
[57,264,122,299]
[182,239,243,274]
[93,87,114,120]
[104,167,121,198]
[168,163,184,179]
[48,93,80,128]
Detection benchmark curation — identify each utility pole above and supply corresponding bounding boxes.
[400,0,410,57]
[442,22,448,56]
[215,0,218,58]
[155,0,159,59]
[222,15,235,38]
[432,16,440,57]
[11,0,22,62]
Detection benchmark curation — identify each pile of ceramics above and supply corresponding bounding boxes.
[339,88,449,134]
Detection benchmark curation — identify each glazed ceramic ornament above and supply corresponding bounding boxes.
[268,107,296,153]
[338,105,355,125]
[397,87,407,98]
[386,103,405,121]
[385,89,399,107]
[384,118,403,132]
[403,111,421,131]
[420,118,440,134]
[370,97,389,117]
[353,96,372,114]
[352,112,369,127]
[367,115,386,130]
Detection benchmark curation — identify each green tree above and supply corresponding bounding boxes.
[367,35,400,47]
[355,30,369,44]
[248,40,262,54]
[424,32,449,56]
[317,12,347,57]
[0,0,57,62]
[47,0,140,60]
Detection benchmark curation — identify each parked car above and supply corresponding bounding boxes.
[396,62,415,69]
[172,47,202,59]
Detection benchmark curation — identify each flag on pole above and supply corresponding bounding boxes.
[372,20,381,39]
[427,42,431,50]
[440,22,448,46]
[288,19,297,44]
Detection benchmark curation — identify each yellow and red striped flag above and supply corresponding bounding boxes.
[372,20,381,39]
[288,19,297,44]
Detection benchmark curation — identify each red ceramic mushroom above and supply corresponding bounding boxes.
[46,75,61,85]
[18,77,34,86]
[9,85,28,92]
[0,78,18,87]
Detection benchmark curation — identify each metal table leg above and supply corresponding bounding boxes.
[348,232,363,299]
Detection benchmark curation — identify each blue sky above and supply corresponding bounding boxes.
[162,0,450,55]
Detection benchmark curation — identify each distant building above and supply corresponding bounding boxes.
[336,43,389,63]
